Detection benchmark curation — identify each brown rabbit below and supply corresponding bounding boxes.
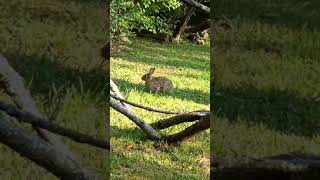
[141,67,174,93]
[193,33,205,45]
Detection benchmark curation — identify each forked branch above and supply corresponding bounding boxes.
[163,114,209,143]
[110,97,161,140]
[110,79,210,143]
[0,55,80,158]
[151,111,209,129]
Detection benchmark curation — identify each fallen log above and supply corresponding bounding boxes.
[213,153,320,180]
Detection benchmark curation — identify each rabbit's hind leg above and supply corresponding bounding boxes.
[155,87,161,93]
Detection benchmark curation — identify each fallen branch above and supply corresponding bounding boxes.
[164,114,209,143]
[110,92,209,115]
[0,101,109,150]
[0,55,102,178]
[110,93,181,114]
[110,80,210,143]
[180,0,210,14]
[0,55,80,159]
[151,111,209,129]
[0,116,101,180]
[110,97,161,140]
[111,96,210,143]
[110,79,134,113]
[213,154,320,179]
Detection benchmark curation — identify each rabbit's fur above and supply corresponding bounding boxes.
[141,67,173,93]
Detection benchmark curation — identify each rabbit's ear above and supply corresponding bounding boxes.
[149,67,155,74]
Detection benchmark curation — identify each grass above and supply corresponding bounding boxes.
[110,38,210,179]
[212,0,320,159]
[0,0,107,179]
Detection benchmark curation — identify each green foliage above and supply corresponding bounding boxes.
[111,0,182,38]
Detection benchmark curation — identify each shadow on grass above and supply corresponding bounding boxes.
[110,144,204,179]
[110,127,207,179]
[112,78,210,105]
[3,52,107,98]
[110,126,148,142]
[213,0,320,31]
[213,84,320,137]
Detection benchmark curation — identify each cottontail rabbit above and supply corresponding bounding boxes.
[141,67,173,93]
[192,33,205,45]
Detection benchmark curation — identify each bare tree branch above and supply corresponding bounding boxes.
[0,55,99,178]
[151,111,209,129]
[164,114,209,143]
[110,79,134,113]
[110,90,209,115]
[173,6,196,41]
[110,97,162,140]
[180,0,210,14]
[110,93,182,114]
[0,101,109,150]
[111,95,210,143]
[110,78,210,143]
[213,154,320,179]
[0,55,80,159]
[0,116,101,180]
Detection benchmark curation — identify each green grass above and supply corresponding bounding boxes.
[212,0,320,159]
[110,38,210,179]
[0,0,107,179]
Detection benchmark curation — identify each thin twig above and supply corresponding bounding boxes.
[110,93,209,115]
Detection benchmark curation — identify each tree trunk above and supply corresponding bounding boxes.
[173,7,195,42]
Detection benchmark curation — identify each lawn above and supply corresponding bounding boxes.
[0,0,107,179]
[212,0,320,160]
[110,38,210,179]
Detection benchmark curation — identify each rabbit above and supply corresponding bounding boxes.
[193,33,205,45]
[141,67,174,93]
